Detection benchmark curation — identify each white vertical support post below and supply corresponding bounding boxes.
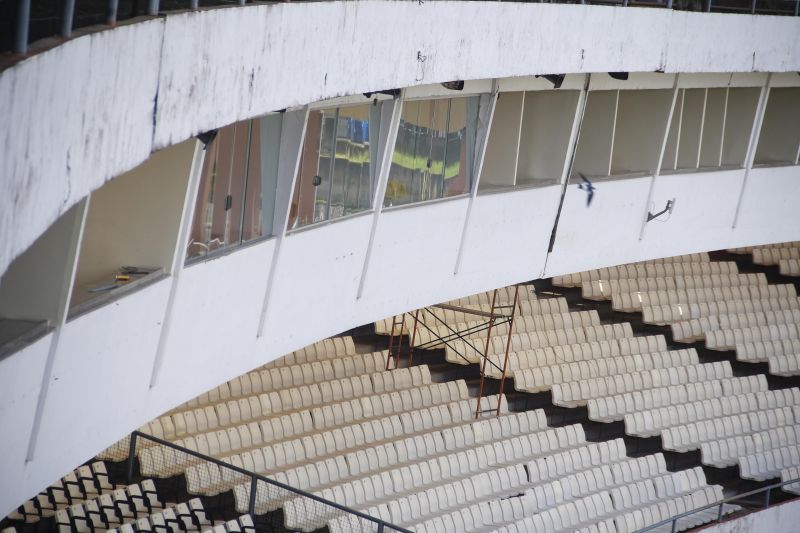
[607,89,620,177]
[257,107,309,337]
[149,140,206,388]
[26,198,90,461]
[453,81,499,275]
[718,87,729,167]
[638,75,680,241]
[543,74,591,265]
[356,96,404,299]
[672,89,684,171]
[732,74,772,229]
[696,88,708,169]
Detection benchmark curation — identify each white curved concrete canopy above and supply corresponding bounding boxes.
[2,1,800,277]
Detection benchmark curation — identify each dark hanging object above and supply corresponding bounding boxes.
[441,81,465,91]
[537,74,566,89]
[609,72,630,81]
[197,129,218,149]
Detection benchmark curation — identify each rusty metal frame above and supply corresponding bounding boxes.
[384,285,522,418]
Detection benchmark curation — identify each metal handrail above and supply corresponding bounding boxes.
[126,430,412,532]
[8,0,800,55]
[636,476,800,532]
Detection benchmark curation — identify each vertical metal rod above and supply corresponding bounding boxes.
[148,0,159,15]
[107,0,119,25]
[190,0,199,9]
[408,309,420,366]
[717,503,724,521]
[126,433,138,484]
[623,0,629,6]
[239,0,246,5]
[14,0,31,54]
[377,524,384,533]
[765,487,771,507]
[750,0,756,13]
[667,0,673,8]
[496,285,520,416]
[794,0,799,16]
[706,0,712,11]
[61,0,75,38]
[670,518,677,533]
[475,290,499,419]
[248,476,257,516]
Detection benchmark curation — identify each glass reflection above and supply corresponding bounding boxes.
[384,96,479,207]
[288,103,377,229]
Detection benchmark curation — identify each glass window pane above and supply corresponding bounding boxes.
[289,103,376,229]
[385,96,479,207]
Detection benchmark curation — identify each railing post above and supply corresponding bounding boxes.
[61,0,75,38]
[107,0,119,25]
[377,524,385,533]
[717,503,724,521]
[190,0,199,9]
[126,433,138,484]
[670,518,677,533]
[148,0,160,16]
[14,0,30,54]
[706,0,712,11]
[750,0,756,13]
[795,0,799,16]
[667,0,673,8]
[248,476,257,516]
[765,487,771,508]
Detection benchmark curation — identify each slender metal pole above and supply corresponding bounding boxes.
[623,0,629,6]
[14,0,30,54]
[126,433,138,484]
[107,0,119,25]
[670,518,677,533]
[795,0,799,16]
[717,503,724,521]
[248,476,257,516]
[475,290,499,419]
[765,487,771,507]
[667,0,673,8]
[496,285,520,416]
[750,0,756,13]
[408,309,420,366]
[190,0,199,9]
[705,0,712,11]
[61,0,75,38]
[148,0,159,16]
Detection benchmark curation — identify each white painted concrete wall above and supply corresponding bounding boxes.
[2,1,800,278]
[3,161,800,517]
[702,499,800,533]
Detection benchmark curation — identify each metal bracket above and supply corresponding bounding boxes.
[647,198,675,222]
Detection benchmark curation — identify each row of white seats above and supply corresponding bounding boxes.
[753,247,800,265]
[662,406,795,453]
[185,396,522,497]
[624,388,800,437]
[701,426,800,468]
[734,338,800,363]
[612,284,796,313]
[671,309,800,343]
[740,444,800,481]
[484,335,668,379]
[174,351,388,413]
[581,273,766,301]
[705,323,800,351]
[642,297,800,326]
[374,298,570,335]
[151,366,431,444]
[202,515,255,533]
[107,498,215,533]
[496,483,731,533]
[139,380,470,478]
[395,455,681,531]
[7,462,118,523]
[445,286,537,308]
[780,259,800,277]
[553,258,733,288]
[263,336,357,368]
[53,480,164,532]
[412,311,600,348]
[588,375,767,423]
[280,424,587,530]
[781,466,800,495]
[770,353,800,376]
[728,242,799,254]
[446,323,633,365]
[513,349,699,394]
[551,361,733,407]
